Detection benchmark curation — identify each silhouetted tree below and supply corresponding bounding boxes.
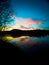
[0,0,13,31]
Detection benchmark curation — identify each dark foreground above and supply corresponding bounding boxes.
[0,40,49,58]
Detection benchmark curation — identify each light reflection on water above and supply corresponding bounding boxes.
[7,35,49,44]
[2,35,49,53]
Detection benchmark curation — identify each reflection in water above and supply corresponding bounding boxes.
[1,35,49,53]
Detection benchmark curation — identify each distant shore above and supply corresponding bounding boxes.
[0,29,49,37]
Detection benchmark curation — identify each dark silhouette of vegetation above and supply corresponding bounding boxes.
[0,0,13,31]
[0,29,49,37]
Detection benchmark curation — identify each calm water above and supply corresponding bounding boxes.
[3,35,49,53]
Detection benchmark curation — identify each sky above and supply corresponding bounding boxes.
[9,0,49,30]
[1,0,49,30]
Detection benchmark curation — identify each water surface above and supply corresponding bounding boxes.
[2,35,49,53]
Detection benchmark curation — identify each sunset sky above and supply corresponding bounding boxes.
[9,0,49,30]
[0,0,49,30]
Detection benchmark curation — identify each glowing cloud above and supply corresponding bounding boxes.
[10,14,42,26]
[15,18,42,26]
[9,14,43,30]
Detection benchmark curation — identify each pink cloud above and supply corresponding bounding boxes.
[10,14,43,27]
[26,19,42,25]
[15,18,42,27]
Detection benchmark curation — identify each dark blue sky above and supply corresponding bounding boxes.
[10,0,49,29]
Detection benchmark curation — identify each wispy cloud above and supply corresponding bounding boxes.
[10,14,43,30]
[15,18,43,27]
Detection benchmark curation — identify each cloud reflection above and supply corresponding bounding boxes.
[2,35,43,48]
